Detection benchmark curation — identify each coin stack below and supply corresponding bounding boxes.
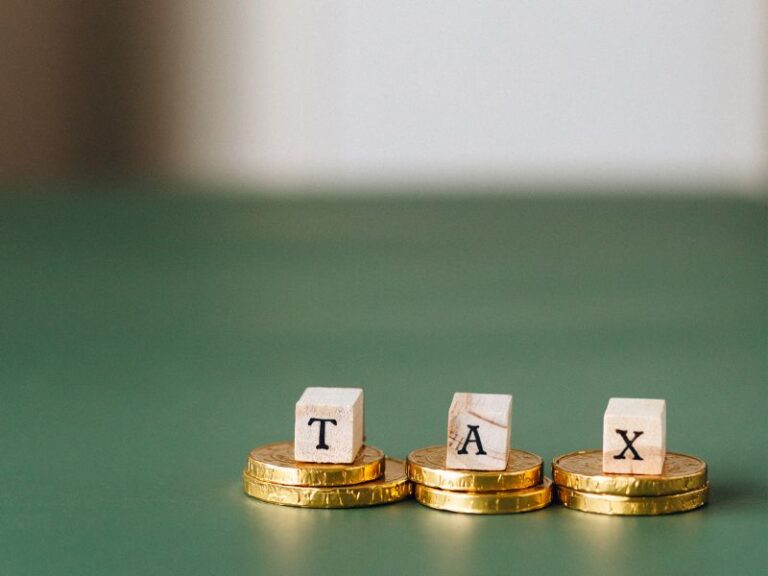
[407,445,553,514]
[552,450,708,515]
[242,441,411,508]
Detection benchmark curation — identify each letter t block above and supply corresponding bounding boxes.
[446,392,512,471]
[294,387,364,463]
[603,398,666,474]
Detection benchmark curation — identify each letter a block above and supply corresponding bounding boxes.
[294,387,364,464]
[446,392,512,471]
[603,398,666,475]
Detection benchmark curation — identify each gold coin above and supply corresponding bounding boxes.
[246,442,385,486]
[413,477,553,514]
[407,445,542,491]
[243,457,411,508]
[557,483,708,515]
[552,450,707,496]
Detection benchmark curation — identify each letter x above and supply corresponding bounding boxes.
[613,429,644,460]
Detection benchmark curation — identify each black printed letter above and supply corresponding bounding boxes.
[613,429,644,460]
[457,425,487,455]
[308,418,337,450]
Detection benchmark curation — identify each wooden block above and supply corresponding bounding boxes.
[445,392,512,471]
[602,398,666,475]
[294,387,364,464]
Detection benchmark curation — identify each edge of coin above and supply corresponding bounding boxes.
[407,445,543,492]
[413,477,553,514]
[247,441,386,486]
[552,450,708,496]
[243,457,412,508]
[556,483,709,516]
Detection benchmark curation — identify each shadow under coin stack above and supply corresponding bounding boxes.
[242,441,411,508]
[407,445,552,514]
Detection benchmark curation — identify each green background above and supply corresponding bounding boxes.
[2,186,766,575]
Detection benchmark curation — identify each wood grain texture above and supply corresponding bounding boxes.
[294,387,364,463]
[446,392,512,470]
[603,398,666,474]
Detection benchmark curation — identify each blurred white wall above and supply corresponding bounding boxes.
[171,2,767,192]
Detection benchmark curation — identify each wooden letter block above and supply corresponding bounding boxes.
[603,398,666,475]
[445,392,512,471]
[294,387,364,464]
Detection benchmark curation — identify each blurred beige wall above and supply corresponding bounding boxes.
[2,1,766,193]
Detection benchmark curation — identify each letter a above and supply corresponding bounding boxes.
[457,424,487,455]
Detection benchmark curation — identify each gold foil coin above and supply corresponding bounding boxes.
[243,457,411,508]
[413,477,553,514]
[246,441,385,486]
[407,445,543,492]
[552,450,707,496]
[556,483,709,515]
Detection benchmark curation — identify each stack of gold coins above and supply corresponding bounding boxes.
[553,450,708,515]
[406,446,552,514]
[242,441,411,508]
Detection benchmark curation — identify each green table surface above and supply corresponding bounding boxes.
[1,185,766,575]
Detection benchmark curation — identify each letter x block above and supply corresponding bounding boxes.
[446,392,512,471]
[294,387,364,463]
[603,398,666,475]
